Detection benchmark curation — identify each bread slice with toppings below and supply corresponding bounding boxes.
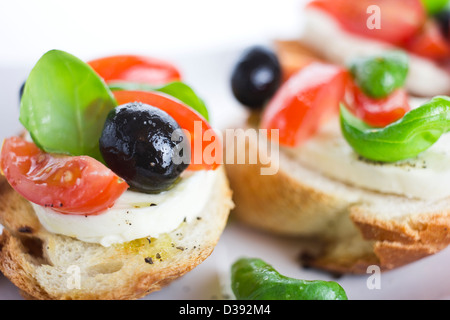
[224,118,450,275]
[0,166,233,300]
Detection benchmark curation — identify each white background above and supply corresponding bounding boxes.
[1,0,450,300]
[0,0,304,65]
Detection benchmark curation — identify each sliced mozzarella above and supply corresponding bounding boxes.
[32,169,219,247]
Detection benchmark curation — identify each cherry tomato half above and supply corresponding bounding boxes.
[308,0,426,46]
[88,54,182,85]
[345,81,411,128]
[406,20,450,61]
[113,90,221,170]
[260,62,350,147]
[0,136,129,215]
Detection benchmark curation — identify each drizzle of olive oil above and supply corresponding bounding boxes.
[114,234,179,261]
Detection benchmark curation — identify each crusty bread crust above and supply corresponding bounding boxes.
[0,166,233,300]
[224,127,450,274]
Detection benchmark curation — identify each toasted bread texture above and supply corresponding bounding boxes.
[224,122,450,275]
[0,166,233,300]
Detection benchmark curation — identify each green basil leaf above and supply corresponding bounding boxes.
[108,81,209,121]
[348,50,409,99]
[420,0,449,14]
[20,49,117,161]
[340,96,450,162]
[231,257,348,300]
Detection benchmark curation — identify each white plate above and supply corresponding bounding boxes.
[1,48,450,300]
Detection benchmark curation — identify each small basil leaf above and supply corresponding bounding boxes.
[348,50,409,99]
[340,96,450,162]
[20,49,117,161]
[108,81,209,121]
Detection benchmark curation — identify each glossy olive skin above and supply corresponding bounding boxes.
[231,46,282,109]
[99,102,189,193]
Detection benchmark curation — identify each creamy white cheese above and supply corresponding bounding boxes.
[300,8,450,97]
[32,169,218,247]
[284,98,450,201]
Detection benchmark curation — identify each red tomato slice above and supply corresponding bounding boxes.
[88,55,182,85]
[0,136,129,215]
[406,20,450,61]
[113,90,221,171]
[260,62,350,147]
[308,0,426,46]
[345,82,411,128]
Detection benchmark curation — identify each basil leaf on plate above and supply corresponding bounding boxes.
[20,49,117,162]
[108,81,209,121]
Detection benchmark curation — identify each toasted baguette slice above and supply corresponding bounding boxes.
[0,166,233,300]
[224,121,450,275]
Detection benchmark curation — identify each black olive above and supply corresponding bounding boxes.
[230,46,282,109]
[99,102,190,193]
[434,10,450,39]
